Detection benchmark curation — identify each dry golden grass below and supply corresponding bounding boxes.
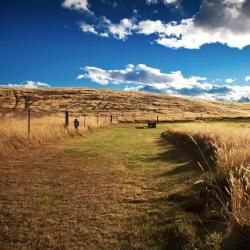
[5,86,250,156]
[0,124,222,249]
[168,123,250,228]
[1,87,250,120]
[0,114,112,156]
[2,87,250,247]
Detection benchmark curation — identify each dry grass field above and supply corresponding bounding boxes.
[1,88,250,249]
[2,87,250,156]
[1,87,250,120]
[0,114,113,156]
[166,122,250,249]
[1,123,225,250]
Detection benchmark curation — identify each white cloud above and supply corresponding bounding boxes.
[225,78,236,84]
[139,18,250,49]
[105,18,137,40]
[62,0,91,12]
[78,64,205,88]
[142,0,250,49]
[99,32,109,38]
[1,81,50,88]
[78,17,137,40]
[146,0,159,5]
[146,0,178,5]
[164,0,178,4]
[77,0,250,49]
[77,67,110,84]
[245,76,250,82]
[77,64,250,102]
[80,22,98,34]
[137,20,172,35]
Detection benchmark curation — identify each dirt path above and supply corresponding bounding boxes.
[1,124,201,250]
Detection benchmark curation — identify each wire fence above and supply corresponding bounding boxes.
[1,108,250,156]
[1,108,248,140]
[0,110,121,153]
[0,109,123,138]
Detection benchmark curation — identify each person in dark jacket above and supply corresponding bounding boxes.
[73,118,80,134]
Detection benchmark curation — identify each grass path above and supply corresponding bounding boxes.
[1,124,202,250]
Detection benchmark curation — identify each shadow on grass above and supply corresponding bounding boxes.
[135,125,146,129]
[150,136,200,177]
[118,134,225,249]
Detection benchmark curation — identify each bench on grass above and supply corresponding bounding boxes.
[148,121,157,128]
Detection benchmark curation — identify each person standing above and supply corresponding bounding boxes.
[73,118,80,134]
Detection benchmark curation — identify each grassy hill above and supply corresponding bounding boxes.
[1,88,250,248]
[1,87,250,120]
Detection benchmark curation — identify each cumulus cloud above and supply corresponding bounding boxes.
[225,78,236,84]
[77,66,110,84]
[77,0,250,49]
[146,0,178,5]
[80,22,98,34]
[164,0,178,4]
[79,17,137,40]
[245,76,250,81]
[103,18,137,40]
[1,81,50,88]
[77,64,206,87]
[125,84,250,102]
[77,64,250,102]
[62,0,91,13]
[142,0,250,49]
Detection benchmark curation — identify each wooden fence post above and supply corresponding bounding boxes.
[96,115,99,125]
[110,114,113,124]
[157,116,159,122]
[65,111,69,128]
[84,115,86,127]
[28,108,31,137]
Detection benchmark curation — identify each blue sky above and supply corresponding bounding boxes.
[1,0,250,101]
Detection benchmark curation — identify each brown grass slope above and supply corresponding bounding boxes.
[1,87,250,119]
[0,124,223,249]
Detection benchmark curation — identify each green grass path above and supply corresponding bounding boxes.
[1,124,202,250]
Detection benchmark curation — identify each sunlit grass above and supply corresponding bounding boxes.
[0,114,111,155]
[168,122,250,230]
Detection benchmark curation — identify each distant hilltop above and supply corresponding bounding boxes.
[1,87,250,120]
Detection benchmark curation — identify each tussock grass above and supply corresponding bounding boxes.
[0,114,111,155]
[1,87,250,120]
[166,123,250,247]
[1,123,216,249]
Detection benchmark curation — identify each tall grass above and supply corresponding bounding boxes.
[0,114,111,155]
[167,123,250,230]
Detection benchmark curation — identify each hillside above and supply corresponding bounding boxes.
[1,87,250,120]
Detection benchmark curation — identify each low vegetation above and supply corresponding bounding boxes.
[1,123,225,249]
[0,114,110,156]
[1,87,250,120]
[1,88,250,248]
[166,122,250,249]
[1,87,250,155]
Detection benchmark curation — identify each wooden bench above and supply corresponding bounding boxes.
[148,121,157,128]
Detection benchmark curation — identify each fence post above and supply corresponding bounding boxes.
[28,108,31,137]
[84,115,86,127]
[96,115,99,125]
[65,111,69,128]
[110,114,113,124]
[157,116,159,122]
